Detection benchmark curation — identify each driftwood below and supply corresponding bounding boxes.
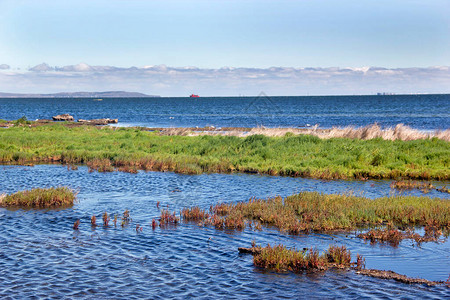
[238,247,262,255]
[356,269,444,286]
[52,114,74,121]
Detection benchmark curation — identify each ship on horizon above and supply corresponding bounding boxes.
[190,94,199,98]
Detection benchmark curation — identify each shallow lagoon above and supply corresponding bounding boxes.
[0,165,449,298]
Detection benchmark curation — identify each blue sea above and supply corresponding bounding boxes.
[1,94,449,129]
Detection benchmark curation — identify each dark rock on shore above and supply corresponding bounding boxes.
[52,114,74,121]
[77,118,118,125]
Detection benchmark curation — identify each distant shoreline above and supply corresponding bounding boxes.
[0,91,160,98]
[0,93,448,98]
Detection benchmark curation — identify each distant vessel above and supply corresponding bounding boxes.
[93,98,103,101]
[190,94,199,98]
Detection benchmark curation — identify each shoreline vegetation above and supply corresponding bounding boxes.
[1,118,449,141]
[0,121,449,180]
[0,187,76,208]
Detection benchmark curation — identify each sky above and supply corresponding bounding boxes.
[0,0,449,96]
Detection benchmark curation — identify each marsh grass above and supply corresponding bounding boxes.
[188,123,450,141]
[0,187,75,208]
[253,244,352,272]
[0,124,448,180]
[390,180,435,193]
[183,192,450,237]
[160,209,179,226]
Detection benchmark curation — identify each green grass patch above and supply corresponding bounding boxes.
[0,187,76,208]
[0,124,449,180]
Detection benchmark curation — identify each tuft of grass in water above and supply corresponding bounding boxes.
[121,209,131,227]
[160,209,179,226]
[91,215,97,227]
[73,219,80,230]
[103,212,110,227]
[183,192,450,236]
[0,124,448,180]
[0,187,75,208]
[253,244,352,272]
[390,180,435,193]
[181,206,210,222]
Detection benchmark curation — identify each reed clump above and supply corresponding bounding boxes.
[181,206,210,222]
[160,209,179,225]
[390,180,434,193]
[0,187,76,208]
[0,124,448,180]
[183,192,450,238]
[189,123,450,142]
[253,244,352,272]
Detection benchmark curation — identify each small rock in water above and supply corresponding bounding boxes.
[52,114,74,121]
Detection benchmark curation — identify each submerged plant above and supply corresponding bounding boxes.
[121,209,131,227]
[91,215,97,227]
[356,254,366,271]
[103,212,110,227]
[73,219,80,230]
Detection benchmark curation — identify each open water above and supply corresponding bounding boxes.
[0,94,449,129]
[0,165,449,299]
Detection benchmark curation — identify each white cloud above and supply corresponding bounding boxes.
[4,63,450,96]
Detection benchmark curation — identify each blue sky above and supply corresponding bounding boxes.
[0,0,449,95]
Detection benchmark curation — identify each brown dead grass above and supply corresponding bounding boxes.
[186,123,450,141]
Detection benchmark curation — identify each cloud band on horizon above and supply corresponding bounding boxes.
[0,63,449,96]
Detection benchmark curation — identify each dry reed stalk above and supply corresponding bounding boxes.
[187,123,450,141]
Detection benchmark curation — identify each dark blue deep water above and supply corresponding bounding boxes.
[0,166,449,299]
[1,94,449,129]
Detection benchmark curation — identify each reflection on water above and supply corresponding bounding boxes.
[0,165,449,298]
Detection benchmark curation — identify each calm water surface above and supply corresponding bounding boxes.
[1,94,449,129]
[0,165,449,299]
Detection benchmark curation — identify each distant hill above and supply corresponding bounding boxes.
[0,91,159,98]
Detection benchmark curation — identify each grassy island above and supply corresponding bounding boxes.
[0,187,76,208]
[0,124,449,180]
[184,191,450,234]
